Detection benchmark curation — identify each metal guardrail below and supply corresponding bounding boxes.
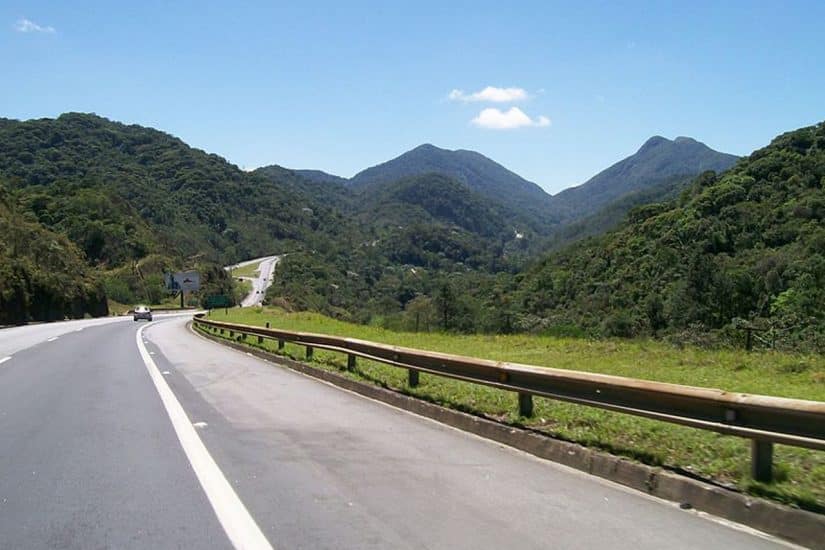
[193,314,825,482]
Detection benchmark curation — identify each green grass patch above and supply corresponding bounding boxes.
[237,279,252,296]
[229,261,262,278]
[201,307,825,512]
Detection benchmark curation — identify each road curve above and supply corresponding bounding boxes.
[225,255,280,307]
[0,316,792,549]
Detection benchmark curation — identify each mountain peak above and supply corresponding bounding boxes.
[638,135,671,153]
[410,143,443,153]
[674,136,699,144]
[348,142,555,232]
[550,134,739,222]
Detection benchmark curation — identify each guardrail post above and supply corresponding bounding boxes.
[220,328,224,335]
[751,440,773,482]
[306,346,314,360]
[408,369,419,387]
[278,339,285,350]
[257,335,264,344]
[229,330,234,338]
[347,354,356,371]
[518,393,534,417]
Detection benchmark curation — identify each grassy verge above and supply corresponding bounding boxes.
[228,261,261,278]
[201,307,825,512]
[237,279,252,296]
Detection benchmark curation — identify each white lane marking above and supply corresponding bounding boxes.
[47,337,59,342]
[193,422,208,429]
[0,356,11,365]
[135,325,273,550]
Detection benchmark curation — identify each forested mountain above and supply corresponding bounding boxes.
[254,164,354,208]
[283,138,737,250]
[6,111,813,349]
[0,113,355,315]
[348,144,558,233]
[0,113,347,266]
[294,169,349,186]
[0,181,107,324]
[541,174,694,251]
[356,173,509,237]
[547,136,738,223]
[517,122,824,349]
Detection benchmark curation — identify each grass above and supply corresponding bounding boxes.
[237,279,252,296]
[228,261,262,278]
[202,306,825,512]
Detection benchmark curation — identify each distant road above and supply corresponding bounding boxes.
[0,315,790,549]
[225,255,280,307]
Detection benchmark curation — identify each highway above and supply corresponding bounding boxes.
[0,315,793,549]
[226,255,281,307]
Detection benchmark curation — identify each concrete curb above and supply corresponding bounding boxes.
[195,326,825,549]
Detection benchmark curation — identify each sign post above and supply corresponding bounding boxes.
[165,271,201,309]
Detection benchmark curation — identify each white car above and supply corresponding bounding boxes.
[133,305,153,322]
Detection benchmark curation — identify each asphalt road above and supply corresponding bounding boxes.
[0,315,793,549]
[225,255,280,307]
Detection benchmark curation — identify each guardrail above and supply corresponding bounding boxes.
[193,314,825,483]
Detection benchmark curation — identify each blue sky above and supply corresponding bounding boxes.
[2,1,823,194]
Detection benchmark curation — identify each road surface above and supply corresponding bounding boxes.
[0,315,793,549]
[225,255,280,307]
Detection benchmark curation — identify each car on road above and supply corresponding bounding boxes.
[133,305,153,322]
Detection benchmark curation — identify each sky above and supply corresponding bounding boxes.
[2,1,823,194]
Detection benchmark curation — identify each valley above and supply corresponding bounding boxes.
[0,114,822,354]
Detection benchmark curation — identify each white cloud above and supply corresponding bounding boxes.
[14,18,55,33]
[448,86,529,103]
[471,107,550,130]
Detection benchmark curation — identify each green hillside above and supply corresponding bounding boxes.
[0,181,107,324]
[0,113,358,308]
[547,135,739,223]
[0,113,343,267]
[349,143,559,232]
[517,122,825,350]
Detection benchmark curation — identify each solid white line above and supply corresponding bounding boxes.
[135,325,273,550]
[0,356,11,365]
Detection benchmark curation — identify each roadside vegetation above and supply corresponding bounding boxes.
[200,307,825,512]
[228,261,262,278]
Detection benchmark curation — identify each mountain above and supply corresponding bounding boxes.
[547,136,739,223]
[294,169,349,186]
[254,165,354,207]
[0,113,347,264]
[349,144,558,232]
[356,173,510,237]
[517,122,825,348]
[0,113,352,309]
[541,173,695,250]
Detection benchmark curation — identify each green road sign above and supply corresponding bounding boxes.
[205,295,231,309]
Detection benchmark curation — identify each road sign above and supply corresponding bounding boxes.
[165,271,201,292]
[205,295,231,309]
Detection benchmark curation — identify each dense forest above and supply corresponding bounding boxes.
[1,113,820,351]
[268,122,824,351]
[0,180,107,324]
[514,122,825,349]
[0,113,353,318]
